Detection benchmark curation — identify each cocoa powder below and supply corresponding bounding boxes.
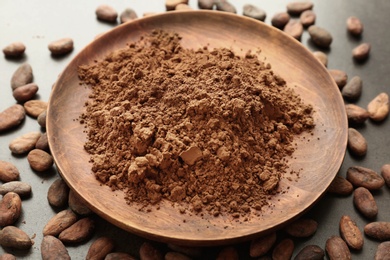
[78,30,314,217]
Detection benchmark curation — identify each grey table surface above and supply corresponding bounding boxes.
[1,0,389,259]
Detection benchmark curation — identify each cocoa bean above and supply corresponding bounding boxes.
[0,181,31,198]
[120,8,138,24]
[86,236,115,260]
[346,166,385,190]
[249,232,277,257]
[37,110,47,128]
[43,209,78,236]
[300,10,316,27]
[352,43,370,61]
[2,42,25,58]
[96,4,118,23]
[367,92,389,122]
[364,222,390,241]
[58,217,95,243]
[167,244,203,258]
[293,245,324,260]
[272,238,294,260]
[375,241,390,260]
[215,1,236,13]
[48,38,74,56]
[0,192,22,227]
[198,0,214,10]
[325,236,351,260]
[0,226,32,250]
[27,149,53,172]
[35,132,50,152]
[0,104,26,132]
[271,12,290,29]
[339,215,364,250]
[175,4,191,11]
[347,16,363,36]
[68,189,93,216]
[283,19,304,40]
[347,128,367,157]
[10,63,33,90]
[342,76,362,101]
[216,247,238,260]
[12,83,39,103]
[0,161,20,182]
[380,164,390,187]
[243,4,266,21]
[105,252,137,260]
[165,0,188,11]
[327,175,354,196]
[353,187,378,219]
[41,235,70,260]
[312,51,328,67]
[9,131,41,155]
[345,104,370,124]
[285,218,318,237]
[23,99,48,118]
[286,1,313,15]
[139,242,164,260]
[0,253,16,260]
[47,178,69,208]
[308,25,333,48]
[328,69,348,89]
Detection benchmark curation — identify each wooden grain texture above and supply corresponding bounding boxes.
[46,11,347,246]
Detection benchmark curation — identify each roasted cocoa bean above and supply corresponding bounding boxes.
[12,83,39,103]
[198,0,214,10]
[339,215,364,250]
[249,232,277,257]
[243,4,266,21]
[352,43,371,61]
[285,218,318,237]
[381,164,390,187]
[347,128,367,157]
[0,226,32,250]
[328,69,348,89]
[48,38,74,56]
[41,235,70,260]
[37,110,47,128]
[0,253,16,260]
[364,222,390,241]
[0,192,22,227]
[9,131,41,155]
[345,104,370,124]
[68,189,93,216]
[27,149,53,172]
[342,76,362,101]
[0,160,20,182]
[367,92,389,122]
[312,51,327,67]
[23,99,48,118]
[272,238,294,260]
[120,8,138,23]
[293,245,324,260]
[347,16,363,36]
[105,252,137,260]
[283,19,304,40]
[286,1,313,15]
[271,12,290,29]
[327,175,354,196]
[2,42,25,58]
[35,132,50,152]
[139,242,164,260]
[308,25,333,48]
[325,236,351,260]
[58,217,95,243]
[96,4,118,23]
[300,10,316,27]
[216,247,239,260]
[175,4,191,10]
[10,63,33,90]
[353,187,378,219]
[215,1,236,13]
[165,0,188,11]
[47,178,69,208]
[86,236,115,260]
[375,241,390,260]
[347,166,385,190]
[0,181,31,197]
[0,104,26,132]
[43,209,78,236]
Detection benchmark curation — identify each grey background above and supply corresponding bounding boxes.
[1,0,389,259]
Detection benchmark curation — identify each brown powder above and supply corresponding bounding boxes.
[78,30,314,217]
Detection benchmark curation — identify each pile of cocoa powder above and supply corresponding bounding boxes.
[78,30,314,217]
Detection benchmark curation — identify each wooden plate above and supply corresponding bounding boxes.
[47,11,347,246]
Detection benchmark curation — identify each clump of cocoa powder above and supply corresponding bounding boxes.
[78,30,314,217]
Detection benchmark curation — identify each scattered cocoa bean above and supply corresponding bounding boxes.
[283,19,304,40]
[347,128,367,157]
[345,104,370,124]
[0,192,22,227]
[347,16,363,36]
[300,10,316,27]
[215,1,236,13]
[27,149,53,172]
[353,187,378,219]
[2,42,26,58]
[12,83,39,103]
[23,99,48,118]
[198,0,214,10]
[86,236,115,260]
[0,226,32,250]
[293,245,324,260]
[0,181,31,198]
[0,104,26,132]
[0,253,16,260]
[167,244,203,258]
[346,166,385,190]
[312,51,327,67]
[364,222,390,241]
[165,0,188,11]
[286,1,313,15]
[43,209,78,236]
[47,178,69,208]
[37,110,47,128]
[35,132,50,152]
[139,242,164,260]
[96,4,118,23]
[41,235,70,260]
[352,42,371,61]
[367,92,389,122]
[271,12,290,29]
[105,252,137,260]
[272,238,294,260]
[308,25,333,48]
[375,241,390,260]
[0,160,20,182]
[249,232,277,257]
[328,69,348,89]
[48,38,74,56]
[339,215,364,250]
[215,247,239,260]
[175,4,191,10]
[10,63,33,90]
[9,131,41,155]
[120,8,138,23]
[285,218,318,237]
[327,175,354,196]
[380,164,390,187]
[325,236,351,260]
[58,217,95,243]
[342,76,362,101]
[68,189,93,216]
[243,4,266,21]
